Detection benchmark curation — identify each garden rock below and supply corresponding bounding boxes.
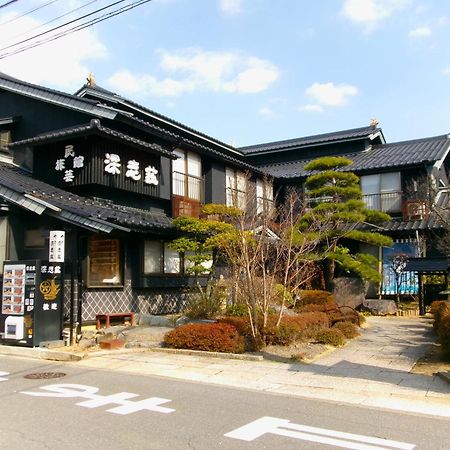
[272,305,299,317]
[175,315,190,327]
[363,299,398,315]
[136,313,173,327]
[333,277,367,309]
[78,338,97,350]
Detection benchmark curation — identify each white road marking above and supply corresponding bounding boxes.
[225,416,415,449]
[20,383,175,415]
[0,371,9,381]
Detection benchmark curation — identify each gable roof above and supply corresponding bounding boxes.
[239,126,384,155]
[75,83,242,156]
[261,134,450,179]
[8,119,177,159]
[0,162,172,233]
[0,73,116,120]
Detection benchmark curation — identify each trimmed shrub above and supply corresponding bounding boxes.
[432,301,450,334]
[430,300,448,316]
[439,315,450,358]
[220,312,329,347]
[431,301,450,358]
[315,328,346,347]
[264,312,329,346]
[333,321,360,339]
[219,316,253,336]
[328,308,361,326]
[298,290,334,306]
[164,322,244,353]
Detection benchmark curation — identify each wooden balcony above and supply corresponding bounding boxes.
[172,171,204,218]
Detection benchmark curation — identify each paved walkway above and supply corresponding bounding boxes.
[76,316,450,418]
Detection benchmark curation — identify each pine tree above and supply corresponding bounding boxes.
[298,156,393,286]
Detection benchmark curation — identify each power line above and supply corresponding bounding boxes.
[4,0,101,42]
[0,0,128,52]
[0,0,152,60]
[0,0,18,10]
[0,0,60,27]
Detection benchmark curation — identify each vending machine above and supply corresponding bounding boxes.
[1,260,63,347]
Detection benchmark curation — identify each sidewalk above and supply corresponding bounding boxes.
[74,316,450,419]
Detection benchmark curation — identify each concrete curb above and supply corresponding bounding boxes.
[436,371,450,385]
[148,347,264,361]
[0,345,84,361]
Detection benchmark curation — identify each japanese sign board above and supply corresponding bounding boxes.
[49,231,65,263]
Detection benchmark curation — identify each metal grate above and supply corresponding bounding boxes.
[24,372,66,379]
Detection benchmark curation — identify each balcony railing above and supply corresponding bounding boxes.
[362,191,403,213]
[172,171,204,218]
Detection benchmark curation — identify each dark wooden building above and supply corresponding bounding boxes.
[1,72,449,326]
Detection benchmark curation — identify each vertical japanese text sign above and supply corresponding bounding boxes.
[49,231,65,263]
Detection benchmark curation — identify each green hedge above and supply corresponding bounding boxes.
[431,301,450,358]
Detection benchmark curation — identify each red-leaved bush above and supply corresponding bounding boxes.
[164,322,244,354]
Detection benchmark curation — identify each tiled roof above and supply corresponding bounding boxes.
[0,73,116,120]
[239,126,382,154]
[8,119,176,159]
[76,84,241,156]
[121,114,267,175]
[0,162,172,232]
[261,135,450,179]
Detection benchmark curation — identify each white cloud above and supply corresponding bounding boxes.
[219,0,243,15]
[0,10,107,90]
[298,104,324,113]
[442,66,450,76]
[408,26,432,38]
[304,82,358,108]
[342,0,410,29]
[108,48,280,97]
[258,107,277,118]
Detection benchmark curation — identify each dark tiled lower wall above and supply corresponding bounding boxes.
[64,281,193,321]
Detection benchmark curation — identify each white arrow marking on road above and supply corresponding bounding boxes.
[20,383,175,415]
[0,371,9,381]
[225,417,415,450]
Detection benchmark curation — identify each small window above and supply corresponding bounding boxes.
[0,130,11,149]
[87,237,122,287]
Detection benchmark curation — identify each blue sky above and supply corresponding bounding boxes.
[1,0,450,147]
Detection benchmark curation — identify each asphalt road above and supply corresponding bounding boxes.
[0,356,449,450]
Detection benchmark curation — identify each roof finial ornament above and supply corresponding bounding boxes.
[370,117,379,129]
[86,72,96,87]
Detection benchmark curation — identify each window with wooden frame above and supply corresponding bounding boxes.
[256,179,274,215]
[172,149,203,201]
[87,236,123,287]
[226,167,247,210]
